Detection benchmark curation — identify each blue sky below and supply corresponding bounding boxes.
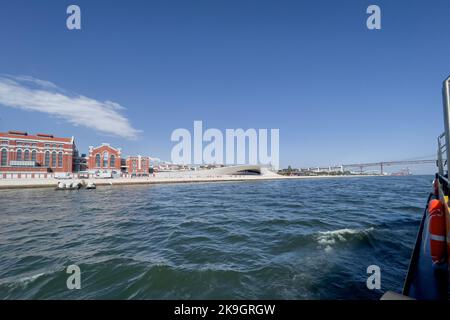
[0,0,449,172]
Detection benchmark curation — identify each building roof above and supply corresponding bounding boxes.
[0,131,73,143]
[126,155,151,159]
[89,143,121,152]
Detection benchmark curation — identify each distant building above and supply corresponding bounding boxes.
[0,130,76,177]
[0,131,159,179]
[87,143,121,173]
[126,155,150,176]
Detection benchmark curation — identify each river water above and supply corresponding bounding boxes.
[0,176,431,299]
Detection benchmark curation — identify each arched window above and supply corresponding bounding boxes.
[24,150,30,161]
[44,151,50,166]
[103,152,108,167]
[51,152,56,167]
[31,150,36,162]
[1,149,7,166]
[58,152,63,167]
[17,149,22,161]
[110,154,115,167]
[95,154,101,167]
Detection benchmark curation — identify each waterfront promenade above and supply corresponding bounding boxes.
[0,174,378,190]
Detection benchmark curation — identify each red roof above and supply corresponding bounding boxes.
[0,131,72,143]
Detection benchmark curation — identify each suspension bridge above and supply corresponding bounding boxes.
[301,159,437,175]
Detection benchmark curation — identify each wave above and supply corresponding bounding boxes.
[316,227,374,248]
[18,272,45,284]
[0,271,46,288]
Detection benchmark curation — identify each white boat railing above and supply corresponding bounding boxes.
[441,76,450,178]
[437,132,446,176]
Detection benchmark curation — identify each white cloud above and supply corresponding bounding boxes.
[0,75,141,140]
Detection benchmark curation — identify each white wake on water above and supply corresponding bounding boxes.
[18,272,45,284]
[0,272,46,288]
[316,227,374,251]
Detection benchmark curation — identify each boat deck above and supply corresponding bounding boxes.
[403,183,449,299]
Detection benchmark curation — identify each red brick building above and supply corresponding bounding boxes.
[0,131,76,177]
[87,143,121,173]
[126,156,150,176]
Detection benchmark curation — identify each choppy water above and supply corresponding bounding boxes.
[0,176,431,299]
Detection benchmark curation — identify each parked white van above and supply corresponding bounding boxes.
[54,172,72,180]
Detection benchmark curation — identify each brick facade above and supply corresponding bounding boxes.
[87,143,121,172]
[126,156,150,176]
[0,131,154,178]
[0,131,76,173]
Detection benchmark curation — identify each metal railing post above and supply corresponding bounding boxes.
[438,136,444,176]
